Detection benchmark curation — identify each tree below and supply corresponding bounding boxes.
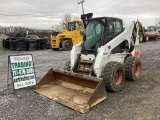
[51,13,79,31]
[60,13,72,29]
[51,24,61,32]
[15,32,21,37]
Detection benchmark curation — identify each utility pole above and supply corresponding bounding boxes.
[78,0,85,14]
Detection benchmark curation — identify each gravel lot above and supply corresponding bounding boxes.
[0,40,160,120]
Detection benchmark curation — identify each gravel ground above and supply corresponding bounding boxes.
[0,40,160,120]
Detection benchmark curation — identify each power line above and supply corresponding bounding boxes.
[0,13,79,18]
[0,4,80,12]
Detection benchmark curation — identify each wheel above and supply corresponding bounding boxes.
[10,47,16,51]
[3,40,10,49]
[145,35,149,42]
[17,48,27,51]
[29,48,36,51]
[10,40,17,44]
[29,40,36,43]
[143,35,148,42]
[10,41,17,50]
[19,39,26,42]
[62,40,72,51]
[102,62,125,92]
[18,45,27,48]
[139,34,143,42]
[29,43,36,48]
[46,42,51,49]
[18,42,27,45]
[64,60,71,71]
[52,48,59,51]
[125,56,141,81]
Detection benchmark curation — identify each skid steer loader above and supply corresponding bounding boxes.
[35,13,142,113]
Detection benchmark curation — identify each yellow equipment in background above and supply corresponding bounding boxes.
[51,20,84,51]
[137,20,149,42]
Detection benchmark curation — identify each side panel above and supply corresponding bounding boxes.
[71,42,82,68]
[51,35,61,48]
[94,51,127,77]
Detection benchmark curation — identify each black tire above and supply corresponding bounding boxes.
[102,62,125,92]
[17,45,27,48]
[40,41,46,44]
[139,34,143,42]
[29,40,36,43]
[10,40,17,50]
[36,47,41,50]
[10,46,16,48]
[46,41,51,49]
[19,39,26,42]
[62,40,72,51]
[10,40,17,44]
[125,56,141,81]
[18,42,27,45]
[10,47,16,51]
[3,39,10,49]
[64,60,71,71]
[52,48,59,51]
[29,48,36,51]
[29,43,36,48]
[36,41,41,49]
[140,34,149,42]
[40,45,46,49]
[144,35,149,42]
[17,48,27,51]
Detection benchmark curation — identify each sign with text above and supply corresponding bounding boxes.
[9,54,36,89]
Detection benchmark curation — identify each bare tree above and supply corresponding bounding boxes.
[51,24,61,32]
[51,13,80,31]
[60,13,72,29]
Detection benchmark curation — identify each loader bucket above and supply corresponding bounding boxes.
[35,68,107,113]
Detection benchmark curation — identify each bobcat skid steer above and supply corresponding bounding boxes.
[35,13,141,113]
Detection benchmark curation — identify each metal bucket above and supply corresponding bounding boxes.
[35,68,107,113]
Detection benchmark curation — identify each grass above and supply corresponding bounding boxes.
[0,45,8,51]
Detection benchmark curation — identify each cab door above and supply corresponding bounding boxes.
[105,18,124,52]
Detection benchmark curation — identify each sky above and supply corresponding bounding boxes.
[0,0,160,29]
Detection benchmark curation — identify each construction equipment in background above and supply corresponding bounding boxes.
[146,26,160,40]
[35,13,142,113]
[51,20,84,51]
[137,21,149,42]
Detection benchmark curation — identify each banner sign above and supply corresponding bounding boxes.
[9,54,36,89]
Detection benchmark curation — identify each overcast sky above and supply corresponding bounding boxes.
[0,0,160,29]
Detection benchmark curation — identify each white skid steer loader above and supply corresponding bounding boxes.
[35,13,142,113]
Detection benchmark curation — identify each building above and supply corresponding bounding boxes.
[0,34,9,47]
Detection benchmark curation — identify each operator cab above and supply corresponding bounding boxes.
[68,21,84,31]
[81,15,124,54]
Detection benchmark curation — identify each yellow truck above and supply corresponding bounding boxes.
[51,20,84,50]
